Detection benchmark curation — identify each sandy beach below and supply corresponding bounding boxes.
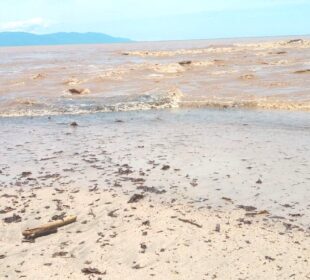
[0,108,309,279]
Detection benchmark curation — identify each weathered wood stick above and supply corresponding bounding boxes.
[22,215,77,239]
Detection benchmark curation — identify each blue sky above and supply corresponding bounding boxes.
[0,0,309,40]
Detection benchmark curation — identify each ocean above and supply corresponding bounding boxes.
[0,37,309,117]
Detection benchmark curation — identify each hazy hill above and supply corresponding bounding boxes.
[0,32,131,46]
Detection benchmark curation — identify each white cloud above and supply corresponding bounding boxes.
[0,18,50,32]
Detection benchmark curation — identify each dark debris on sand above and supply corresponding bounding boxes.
[81,267,106,275]
[128,194,144,203]
[3,214,22,223]
[137,186,166,194]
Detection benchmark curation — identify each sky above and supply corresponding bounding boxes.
[0,0,309,41]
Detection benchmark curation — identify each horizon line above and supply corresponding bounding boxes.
[0,32,309,48]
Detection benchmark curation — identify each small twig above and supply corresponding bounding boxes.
[108,209,119,218]
[88,208,96,218]
[178,218,202,228]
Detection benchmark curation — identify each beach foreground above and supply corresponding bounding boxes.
[0,109,309,279]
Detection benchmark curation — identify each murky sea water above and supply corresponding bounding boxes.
[0,37,310,117]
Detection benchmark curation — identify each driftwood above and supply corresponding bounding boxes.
[22,215,77,240]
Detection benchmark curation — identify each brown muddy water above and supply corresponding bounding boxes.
[0,37,310,117]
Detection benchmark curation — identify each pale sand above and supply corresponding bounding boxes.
[1,186,309,279]
[0,109,309,279]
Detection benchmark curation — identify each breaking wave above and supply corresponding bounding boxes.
[0,88,183,117]
[1,94,309,118]
[179,99,310,111]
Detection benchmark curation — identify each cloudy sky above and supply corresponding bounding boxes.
[0,0,309,40]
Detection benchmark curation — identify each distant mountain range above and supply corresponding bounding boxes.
[0,32,131,46]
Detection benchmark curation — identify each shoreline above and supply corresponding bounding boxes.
[1,102,310,119]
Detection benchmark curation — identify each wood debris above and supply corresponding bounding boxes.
[22,215,77,240]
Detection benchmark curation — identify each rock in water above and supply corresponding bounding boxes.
[68,88,90,95]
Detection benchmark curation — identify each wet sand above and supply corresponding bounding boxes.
[1,109,309,279]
